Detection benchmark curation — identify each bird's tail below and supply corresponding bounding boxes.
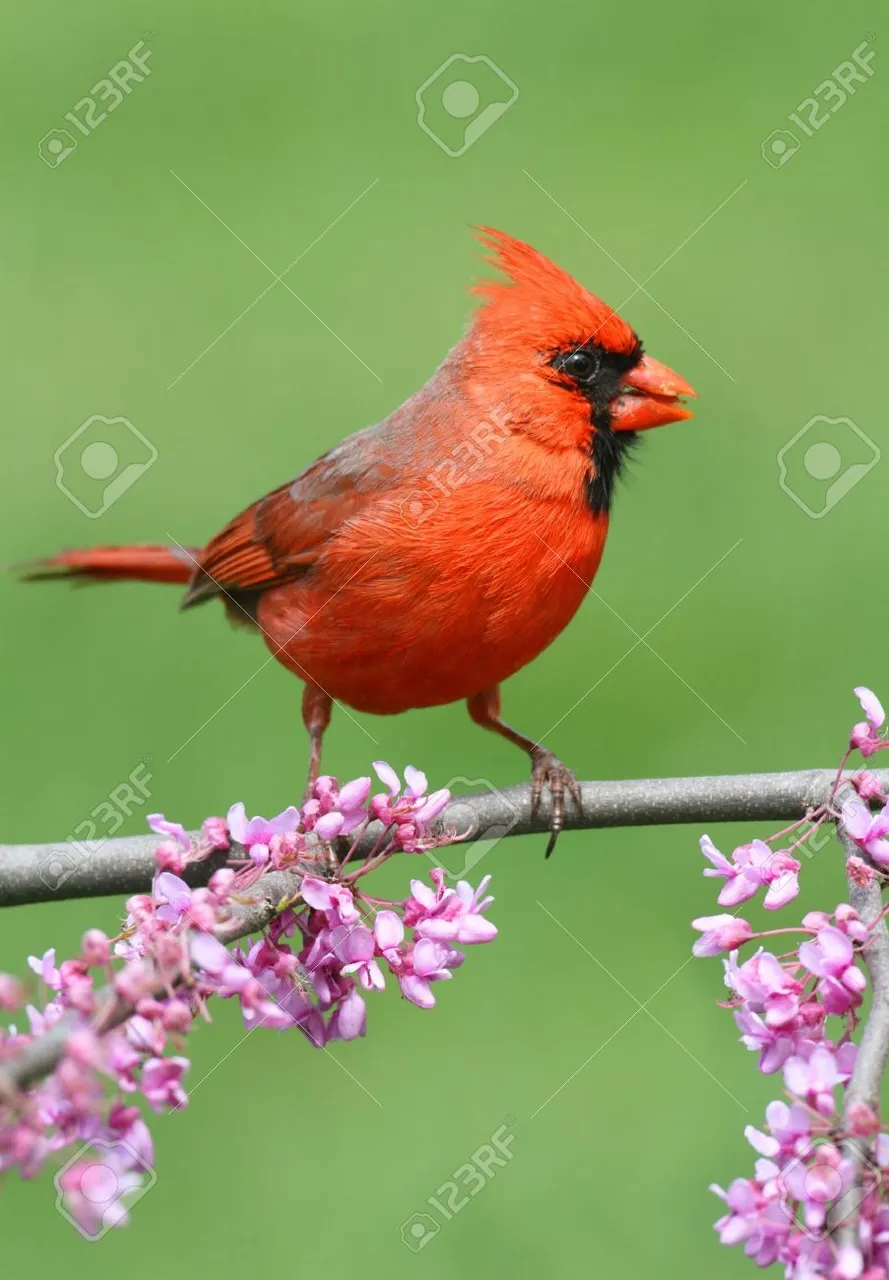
[20,544,198,586]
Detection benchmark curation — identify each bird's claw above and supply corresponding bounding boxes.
[530,750,581,858]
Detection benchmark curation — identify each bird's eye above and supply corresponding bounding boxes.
[560,348,599,383]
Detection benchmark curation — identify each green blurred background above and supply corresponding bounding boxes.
[1,0,886,1273]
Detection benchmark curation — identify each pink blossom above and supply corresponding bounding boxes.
[833,903,869,943]
[368,761,450,846]
[841,797,889,866]
[783,1046,842,1116]
[692,915,753,957]
[0,974,23,1009]
[201,816,229,850]
[140,1057,189,1112]
[700,836,800,910]
[734,1007,797,1074]
[701,692,889,1277]
[226,802,300,850]
[152,873,193,926]
[374,910,404,955]
[311,775,371,840]
[853,771,886,802]
[81,930,111,967]
[27,948,61,990]
[0,762,494,1235]
[397,939,456,1009]
[410,874,498,945]
[782,1141,855,1231]
[327,989,366,1040]
[57,1152,148,1237]
[147,814,191,852]
[851,686,885,757]
[300,877,360,924]
[799,927,866,1014]
[701,835,762,906]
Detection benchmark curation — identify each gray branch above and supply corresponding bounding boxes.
[3,767,887,1101]
[830,826,889,1248]
[3,768,886,910]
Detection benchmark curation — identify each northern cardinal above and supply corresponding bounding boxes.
[27,228,696,854]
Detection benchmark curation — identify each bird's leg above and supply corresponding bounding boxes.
[301,683,333,802]
[466,685,581,858]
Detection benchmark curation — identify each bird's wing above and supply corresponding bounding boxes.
[181,434,396,609]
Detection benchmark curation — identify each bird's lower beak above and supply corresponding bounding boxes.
[610,354,697,431]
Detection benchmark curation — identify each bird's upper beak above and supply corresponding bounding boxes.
[610,354,697,431]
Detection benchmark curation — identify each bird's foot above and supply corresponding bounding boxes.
[530,749,582,858]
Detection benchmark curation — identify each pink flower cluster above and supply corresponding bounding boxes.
[712,1105,889,1276]
[700,834,801,910]
[189,869,496,1045]
[0,762,494,1237]
[700,688,889,1278]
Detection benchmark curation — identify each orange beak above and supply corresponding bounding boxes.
[610,354,697,432]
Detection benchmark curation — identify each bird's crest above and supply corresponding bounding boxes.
[471,226,638,356]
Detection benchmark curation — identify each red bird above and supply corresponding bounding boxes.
[28,229,696,854]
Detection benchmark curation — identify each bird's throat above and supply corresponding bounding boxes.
[586,416,640,515]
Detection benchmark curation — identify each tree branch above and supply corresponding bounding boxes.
[0,865,309,1094]
[831,826,889,1247]
[2,768,886,910]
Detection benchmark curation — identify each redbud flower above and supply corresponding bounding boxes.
[58,1156,146,1236]
[851,686,885,757]
[700,836,800,910]
[153,873,194,926]
[841,797,889,865]
[692,915,753,957]
[783,1046,843,1116]
[799,926,866,1014]
[0,974,24,1009]
[226,802,300,850]
[201,816,229,849]
[853,770,886,802]
[300,876,361,924]
[141,1057,189,1112]
[147,814,191,852]
[81,930,111,967]
[847,1100,880,1135]
[1,763,495,1239]
[27,948,61,990]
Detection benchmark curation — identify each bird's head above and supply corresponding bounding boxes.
[468,228,697,511]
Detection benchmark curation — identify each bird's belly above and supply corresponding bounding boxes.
[257,498,608,714]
